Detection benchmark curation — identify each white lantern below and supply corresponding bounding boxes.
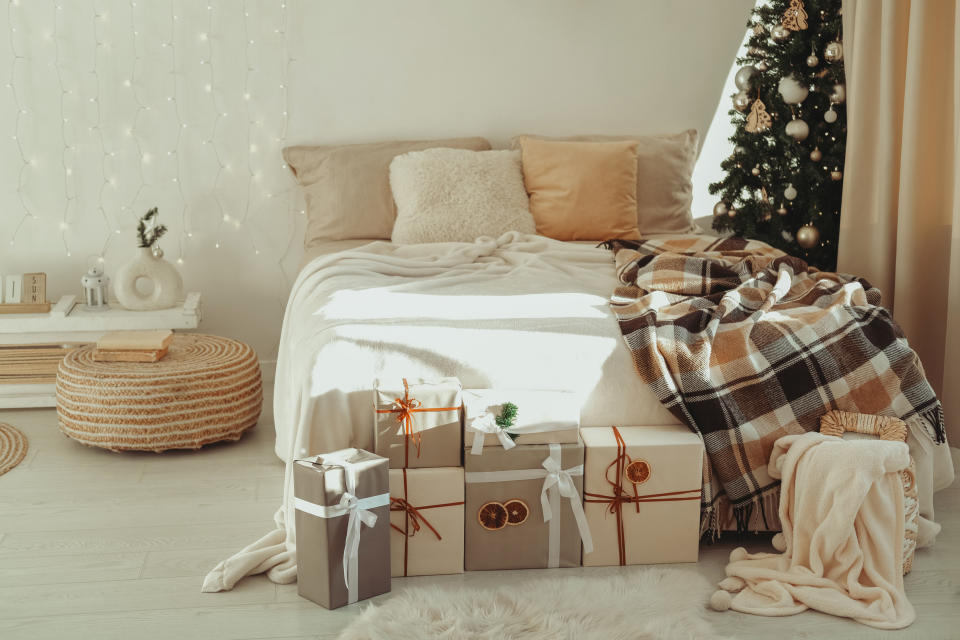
[81,265,110,309]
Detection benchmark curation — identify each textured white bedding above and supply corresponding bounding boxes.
[279,232,696,462]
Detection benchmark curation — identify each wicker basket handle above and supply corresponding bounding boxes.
[819,410,908,443]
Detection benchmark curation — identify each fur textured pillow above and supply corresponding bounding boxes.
[390,149,536,244]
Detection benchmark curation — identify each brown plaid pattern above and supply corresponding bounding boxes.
[604,236,946,537]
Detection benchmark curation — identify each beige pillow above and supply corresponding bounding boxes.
[390,149,536,244]
[518,137,640,241]
[283,137,491,247]
[511,130,699,235]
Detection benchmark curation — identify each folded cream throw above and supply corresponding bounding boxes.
[712,432,916,629]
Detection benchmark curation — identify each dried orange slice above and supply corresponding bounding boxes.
[503,499,529,526]
[477,501,508,531]
[624,459,651,485]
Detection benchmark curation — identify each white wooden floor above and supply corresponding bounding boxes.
[1,396,957,640]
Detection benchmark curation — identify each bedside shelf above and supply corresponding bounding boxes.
[0,292,202,408]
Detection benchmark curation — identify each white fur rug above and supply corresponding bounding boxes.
[338,568,725,640]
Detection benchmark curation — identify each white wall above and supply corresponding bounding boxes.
[0,0,752,362]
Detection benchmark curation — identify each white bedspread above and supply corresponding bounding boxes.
[202,232,681,591]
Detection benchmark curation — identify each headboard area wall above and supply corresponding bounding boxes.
[0,0,753,363]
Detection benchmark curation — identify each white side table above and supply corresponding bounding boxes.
[0,292,201,408]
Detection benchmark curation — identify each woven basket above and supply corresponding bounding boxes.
[56,333,262,452]
[820,410,918,574]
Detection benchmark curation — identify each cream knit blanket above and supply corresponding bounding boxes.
[715,432,916,629]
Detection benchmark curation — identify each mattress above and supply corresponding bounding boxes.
[274,232,720,464]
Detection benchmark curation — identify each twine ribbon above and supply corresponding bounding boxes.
[583,426,700,566]
[389,467,464,576]
[376,378,460,467]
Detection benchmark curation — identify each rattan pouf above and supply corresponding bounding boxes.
[56,333,262,452]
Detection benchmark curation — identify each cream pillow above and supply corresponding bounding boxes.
[518,137,640,241]
[283,137,491,247]
[511,130,699,235]
[390,149,536,244]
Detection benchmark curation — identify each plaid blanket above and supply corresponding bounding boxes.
[604,235,946,537]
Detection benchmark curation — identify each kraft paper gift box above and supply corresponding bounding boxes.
[463,389,580,455]
[389,467,465,577]
[464,439,593,570]
[374,377,462,468]
[581,425,703,567]
[293,448,391,609]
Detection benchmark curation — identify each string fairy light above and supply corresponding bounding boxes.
[206,0,229,253]
[166,0,188,262]
[52,0,76,257]
[6,0,38,248]
[126,0,149,219]
[92,2,117,261]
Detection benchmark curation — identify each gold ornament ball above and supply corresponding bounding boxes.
[756,60,769,72]
[771,25,790,42]
[762,211,772,222]
[796,225,820,249]
[810,148,823,162]
[824,41,844,63]
[751,165,761,176]
[824,107,838,123]
[777,204,788,216]
[829,83,846,104]
[806,54,819,67]
[727,208,738,218]
[830,169,843,181]
[713,201,728,217]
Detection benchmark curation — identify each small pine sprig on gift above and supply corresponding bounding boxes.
[136,207,168,249]
[495,402,519,442]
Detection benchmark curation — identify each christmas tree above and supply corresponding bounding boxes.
[709,0,845,270]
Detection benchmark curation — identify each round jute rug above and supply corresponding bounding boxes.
[0,422,28,476]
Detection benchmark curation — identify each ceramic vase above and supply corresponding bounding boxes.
[114,247,184,310]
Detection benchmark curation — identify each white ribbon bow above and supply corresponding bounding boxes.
[468,413,517,455]
[339,491,379,601]
[540,454,594,554]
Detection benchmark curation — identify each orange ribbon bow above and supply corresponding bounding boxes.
[389,468,464,577]
[583,426,700,566]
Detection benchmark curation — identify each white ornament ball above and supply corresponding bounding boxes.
[771,25,790,42]
[829,83,846,104]
[810,147,823,162]
[777,75,809,104]
[709,590,733,612]
[734,145,746,155]
[784,184,798,200]
[806,54,819,67]
[734,65,759,91]
[733,91,751,112]
[785,118,810,141]
[824,40,844,63]
[824,107,838,123]
[772,533,787,552]
[713,201,728,217]
[751,165,761,176]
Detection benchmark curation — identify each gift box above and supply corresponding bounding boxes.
[463,389,580,456]
[374,377,462,468]
[581,425,703,567]
[464,439,592,570]
[294,448,391,609]
[389,467,465,577]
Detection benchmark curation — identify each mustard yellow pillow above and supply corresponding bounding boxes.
[518,137,640,241]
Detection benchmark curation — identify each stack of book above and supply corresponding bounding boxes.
[92,330,174,363]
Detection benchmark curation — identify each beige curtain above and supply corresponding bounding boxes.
[839,0,960,445]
